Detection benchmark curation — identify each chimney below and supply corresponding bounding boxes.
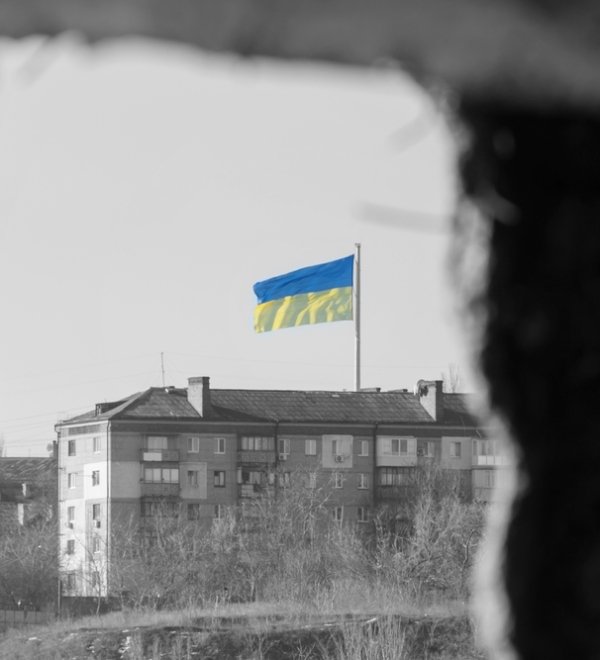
[187,376,211,417]
[415,379,444,421]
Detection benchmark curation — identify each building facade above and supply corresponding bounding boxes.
[55,376,490,598]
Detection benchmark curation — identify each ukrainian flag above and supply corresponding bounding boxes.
[253,255,354,333]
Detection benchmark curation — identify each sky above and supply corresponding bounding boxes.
[0,35,472,457]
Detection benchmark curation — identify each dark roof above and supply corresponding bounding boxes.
[56,385,487,427]
[209,389,435,424]
[442,393,479,426]
[0,457,56,485]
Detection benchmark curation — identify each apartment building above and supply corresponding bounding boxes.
[55,376,486,598]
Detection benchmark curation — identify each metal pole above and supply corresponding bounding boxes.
[160,352,165,387]
[354,243,361,391]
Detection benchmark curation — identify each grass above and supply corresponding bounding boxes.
[0,595,483,660]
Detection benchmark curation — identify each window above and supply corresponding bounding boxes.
[424,441,435,458]
[92,536,101,553]
[92,504,101,521]
[331,439,338,456]
[142,501,177,517]
[147,436,168,450]
[93,436,102,453]
[240,436,275,451]
[68,473,76,489]
[378,467,415,487]
[358,473,369,490]
[278,438,290,456]
[67,506,75,527]
[91,470,100,486]
[187,470,199,488]
[305,439,317,456]
[450,441,462,458]
[214,437,226,454]
[332,506,343,524]
[477,440,496,456]
[278,472,291,487]
[187,436,200,453]
[187,503,200,520]
[308,472,317,489]
[334,472,343,489]
[67,440,76,457]
[66,539,75,555]
[65,573,76,591]
[390,438,399,455]
[214,504,224,520]
[400,438,408,455]
[238,470,262,485]
[214,470,226,487]
[144,468,179,483]
[357,507,368,523]
[359,440,369,456]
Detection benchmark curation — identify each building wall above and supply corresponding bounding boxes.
[59,423,109,598]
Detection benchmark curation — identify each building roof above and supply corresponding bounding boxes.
[0,457,56,485]
[441,393,479,426]
[58,384,481,428]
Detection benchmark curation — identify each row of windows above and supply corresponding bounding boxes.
[140,501,370,524]
[65,435,377,458]
[67,470,101,488]
[65,435,472,460]
[67,436,102,456]
[65,535,102,555]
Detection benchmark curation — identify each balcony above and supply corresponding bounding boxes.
[140,483,180,497]
[472,455,508,467]
[238,483,275,499]
[237,450,276,465]
[140,449,180,462]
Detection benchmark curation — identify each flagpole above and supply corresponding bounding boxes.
[354,243,361,391]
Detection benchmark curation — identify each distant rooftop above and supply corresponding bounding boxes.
[0,457,57,485]
[59,383,480,428]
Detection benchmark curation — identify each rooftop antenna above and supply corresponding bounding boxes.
[160,352,166,387]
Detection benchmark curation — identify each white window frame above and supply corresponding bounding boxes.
[67,439,76,457]
[68,473,76,489]
[92,535,102,554]
[358,473,369,490]
[450,441,462,458]
[93,436,102,454]
[214,470,226,487]
[66,539,75,555]
[357,506,368,524]
[332,506,344,524]
[359,440,369,456]
[187,470,199,488]
[278,438,290,456]
[214,504,224,519]
[305,439,317,456]
[308,472,317,489]
[188,436,200,453]
[333,472,343,489]
[91,470,100,487]
[214,437,226,454]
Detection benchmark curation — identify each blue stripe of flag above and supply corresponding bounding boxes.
[253,255,354,304]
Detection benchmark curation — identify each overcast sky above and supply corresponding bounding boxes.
[0,36,471,457]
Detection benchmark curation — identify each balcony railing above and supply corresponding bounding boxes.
[140,483,180,497]
[140,449,180,462]
[237,450,276,464]
[238,483,275,499]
